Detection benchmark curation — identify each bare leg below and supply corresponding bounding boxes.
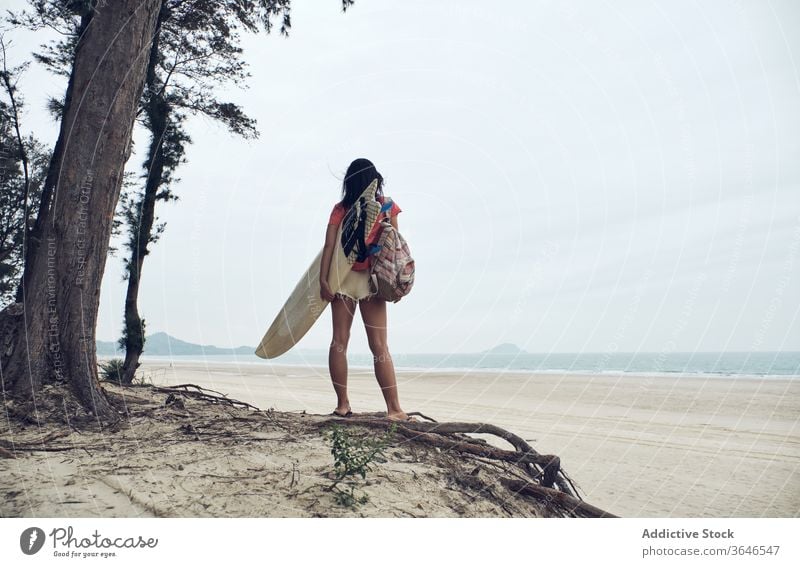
[359,296,409,420]
[329,294,356,414]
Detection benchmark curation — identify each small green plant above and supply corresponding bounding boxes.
[98,359,125,384]
[332,484,370,508]
[325,422,397,508]
[98,359,152,386]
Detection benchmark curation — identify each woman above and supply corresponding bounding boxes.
[319,158,414,422]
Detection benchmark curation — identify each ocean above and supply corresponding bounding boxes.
[137,350,800,378]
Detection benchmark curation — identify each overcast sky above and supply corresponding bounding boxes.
[5,0,799,354]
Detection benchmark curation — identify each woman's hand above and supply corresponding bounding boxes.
[320,280,336,302]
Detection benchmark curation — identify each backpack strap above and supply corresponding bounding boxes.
[367,200,391,258]
[355,202,369,261]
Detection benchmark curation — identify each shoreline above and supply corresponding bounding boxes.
[104,355,800,382]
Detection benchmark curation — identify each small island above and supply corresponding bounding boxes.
[481,343,528,355]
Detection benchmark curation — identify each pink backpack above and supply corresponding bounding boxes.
[369,217,415,303]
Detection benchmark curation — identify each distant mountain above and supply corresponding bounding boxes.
[482,343,527,355]
[96,332,254,356]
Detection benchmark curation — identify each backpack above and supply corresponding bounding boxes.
[369,218,415,303]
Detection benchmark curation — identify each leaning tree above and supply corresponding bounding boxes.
[0,0,163,421]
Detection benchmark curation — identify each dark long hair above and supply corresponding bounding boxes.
[340,158,384,208]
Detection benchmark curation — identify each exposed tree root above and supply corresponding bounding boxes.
[0,430,102,454]
[150,383,260,411]
[313,414,580,499]
[139,385,585,502]
[500,478,618,518]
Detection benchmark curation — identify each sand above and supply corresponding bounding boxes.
[137,360,800,517]
[1,380,573,518]
[1,360,797,518]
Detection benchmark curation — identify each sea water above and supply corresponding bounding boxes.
[138,351,800,378]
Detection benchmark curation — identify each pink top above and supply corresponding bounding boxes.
[328,196,402,271]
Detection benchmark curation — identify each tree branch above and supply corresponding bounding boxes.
[0,35,31,234]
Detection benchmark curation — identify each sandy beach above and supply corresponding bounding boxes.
[139,360,800,517]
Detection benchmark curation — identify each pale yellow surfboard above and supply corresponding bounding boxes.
[255,181,381,359]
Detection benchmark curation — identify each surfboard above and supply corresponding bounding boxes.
[255,180,382,359]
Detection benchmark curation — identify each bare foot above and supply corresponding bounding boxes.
[387,411,416,422]
[332,404,352,417]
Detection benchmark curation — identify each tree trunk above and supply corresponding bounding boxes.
[121,10,167,386]
[1,0,163,421]
[120,104,167,384]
